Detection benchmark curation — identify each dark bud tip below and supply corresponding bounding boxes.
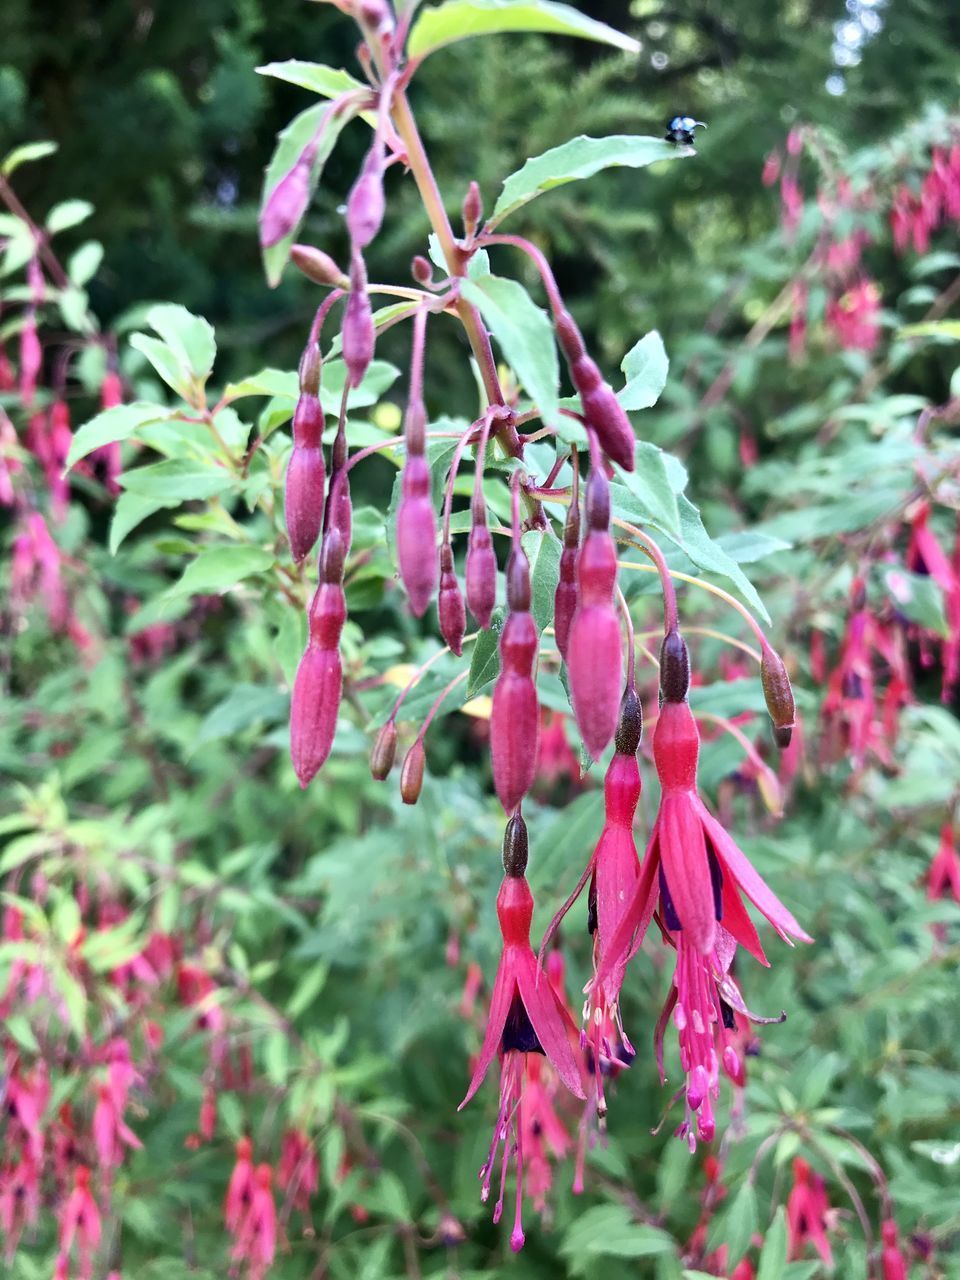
[320,527,346,585]
[774,724,793,750]
[563,498,581,548]
[291,245,349,289]
[614,685,643,756]
[584,466,610,531]
[400,739,425,805]
[462,181,483,235]
[506,548,531,614]
[501,813,529,878]
[554,309,585,364]
[761,645,796,748]
[659,629,690,703]
[298,343,322,397]
[412,255,434,286]
[370,719,398,780]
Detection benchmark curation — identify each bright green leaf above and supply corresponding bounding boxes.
[619,329,669,410]
[67,241,104,288]
[168,545,276,596]
[255,60,367,99]
[467,610,504,698]
[67,402,173,468]
[147,304,216,381]
[461,274,559,425]
[109,493,175,554]
[616,442,681,537]
[522,527,561,634]
[119,460,235,503]
[46,199,94,235]
[408,0,641,62]
[1,140,57,177]
[757,1207,789,1280]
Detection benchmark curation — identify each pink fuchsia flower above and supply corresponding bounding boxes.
[927,824,960,904]
[881,1218,908,1280]
[460,815,585,1249]
[535,710,581,790]
[825,279,881,352]
[225,1137,255,1235]
[59,1166,102,1280]
[277,1129,319,1214]
[786,1157,834,1264]
[0,1154,41,1262]
[11,511,70,632]
[231,1163,278,1280]
[0,412,23,506]
[596,691,811,974]
[906,500,955,594]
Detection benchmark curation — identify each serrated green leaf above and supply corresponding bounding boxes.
[129,332,189,397]
[147,303,216,381]
[67,401,173,467]
[461,275,559,425]
[492,135,685,226]
[168,545,275,596]
[408,0,640,61]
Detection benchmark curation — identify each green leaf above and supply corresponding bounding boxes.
[461,275,559,425]
[129,332,189,397]
[492,135,686,226]
[195,685,289,746]
[67,241,104,288]
[467,609,504,698]
[67,402,173,468]
[619,329,669,410]
[709,1181,757,1267]
[46,199,94,235]
[674,496,770,623]
[757,1207,789,1280]
[261,101,357,288]
[255,60,367,99]
[522,527,561,634]
[408,1,641,62]
[169,546,275,596]
[1,140,57,177]
[119,460,234,503]
[109,493,174,554]
[58,286,95,335]
[616,442,681,537]
[560,1205,673,1271]
[147,304,216,381]
[428,232,489,278]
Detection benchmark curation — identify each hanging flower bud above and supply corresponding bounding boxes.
[343,252,375,388]
[328,443,353,555]
[291,244,350,289]
[466,500,497,628]
[501,811,529,878]
[260,138,318,248]
[100,370,123,409]
[298,340,322,397]
[19,314,42,406]
[359,0,395,38]
[554,310,635,471]
[396,452,438,616]
[462,181,483,237]
[411,256,434,286]
[285,444,326,564]
[761,643,796,748]
[554,464,580,661]
[400,739,426,804]
[659,628,690,703]
[438,544,466,655]
[567,468,622,759]
[370,719,398,780]
[290,529,346,787]
[346,145,386,250]
[491,545,540,812]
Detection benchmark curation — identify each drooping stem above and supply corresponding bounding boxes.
[613,522,679,635]
[388,636,478,723]
[443,410,490,544]
[616,585,636,688]
[415,669,469,743]
[309,289,346,345]
[481,233,565,316]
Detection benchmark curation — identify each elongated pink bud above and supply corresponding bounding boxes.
[554,546,578,660]
[329,469,353,556]
[491,610,540,812]
[412,256,433,286]
[462,181,483,237]
[285,444,326,563]
[567,472,621,758]
[400,739,425,804]
[573,357,635,471]
[290,645,342,787]
[466,517,497,628]
[346,147,385,249]
[370,719,397,780]
[396,454,438,616]
[298,342,322,397]
[291,244,349,289]
[292,390,324,449]
[19,315,42,406]
[260,140,317,249]
[438,545,466,655]
[343,253,375,388]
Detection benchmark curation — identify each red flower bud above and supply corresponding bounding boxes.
[370,719,397,780]
[438,545,466,655]
[343,254,375,388]
[466,517,497,628]
[400,739,426,804]
[568,529,622,759]
[292,391,324,450]
[553,545,578,660]
[100,371,123,409]
[285,444,326,563]
[554,309,586,364]
[573,358,635,471]
[491,610,540,812]
[346,148,385,250]
[291,244,349,289]
[19,315,42,405]
[329,470,353,556]
[463,181,483,236]
[290,644,342,787]
[260,140,317,249]
[411,256,434,286]
[505,547,532,613]
[396,455,438,616]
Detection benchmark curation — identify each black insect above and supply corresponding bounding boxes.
[665,116,707,146]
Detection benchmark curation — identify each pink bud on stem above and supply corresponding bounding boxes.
[760,642,796,747]
[260,138,319,249]
[290,529,347,787]
[462,181,483,237]
[465,415,498,627]
[438,544,466,655]
[491,481,540,811]
[342,251,375,388]
[291,244,349,289]
[553,451,580,661]
[395,309,438,615]
[567,462,623,758]
[346,144,386,250]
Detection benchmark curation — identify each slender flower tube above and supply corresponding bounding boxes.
[342,250,375,388]
[553,455,580,662]
[460,816,585,1249]
[567,464,622,758]
[786,1158,834,1264]
[260,137,318,248]
[396,310,438,615]
[285,345,326,563]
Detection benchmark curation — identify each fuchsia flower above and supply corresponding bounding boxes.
[231,1164,278,1280]
[460,815,584,1250]
[786,1157,834,1264]
[225,1137,256,1234]
[825,279,881,352]
[59,1166,102,1280]
[881,1218,908,1280]
[277,1129,319,1214]
[927,823,960,906]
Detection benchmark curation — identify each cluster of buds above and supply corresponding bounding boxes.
[890,139,960,255]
